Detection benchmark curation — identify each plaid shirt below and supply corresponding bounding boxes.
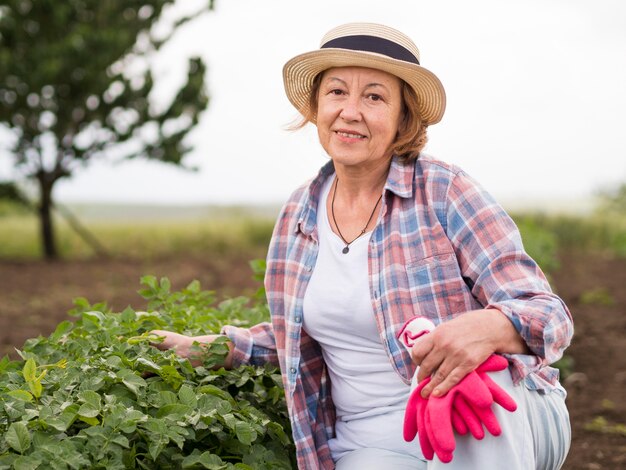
[223,155,573,469]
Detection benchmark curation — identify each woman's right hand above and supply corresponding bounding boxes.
[150,330,233,369]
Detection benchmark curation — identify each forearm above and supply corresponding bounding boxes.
[481,308,530,356]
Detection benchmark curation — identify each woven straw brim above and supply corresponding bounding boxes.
[283,48,446,125]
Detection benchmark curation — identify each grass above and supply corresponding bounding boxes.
[0,212,275,260]
[512,212,626,258]
[1,203,625,262]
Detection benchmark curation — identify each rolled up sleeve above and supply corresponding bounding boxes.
[221,322,279,367]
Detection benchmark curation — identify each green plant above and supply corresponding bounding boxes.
[0,275,294,469]
[584,416,626,437]
[579,287,615,306]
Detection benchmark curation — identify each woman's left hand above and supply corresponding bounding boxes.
[410,309,527,398]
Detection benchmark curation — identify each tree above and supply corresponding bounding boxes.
[0,0,213,259]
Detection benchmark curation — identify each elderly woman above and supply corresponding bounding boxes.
[153,23,573,469]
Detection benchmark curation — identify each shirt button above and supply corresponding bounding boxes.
[305,265,312,272]
[290,367,296,374]
[295,316,302,323]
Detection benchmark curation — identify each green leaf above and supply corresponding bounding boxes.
[78,415,100,426]
[12,455,41,470]
[141,275,159,291]
[111,434,130,449]
[78,403,100,418]
[235,422,257,446]
[156,404,192,419]
[158,365,184,389]
[178,384,198,408]
[6,422,31,454]
[148,435,168,461]
[181,451,227,469]
[26,379,42,399]
[197,384,232,401]
[160,277,171,292]
[49,320,74,341]
[6,390,34,402]
[22,358,37,382]
[82,310,106,325]
[134,357,161,372]
[78,390,102,408]
[117,369,146,396]
[157,391,179,406]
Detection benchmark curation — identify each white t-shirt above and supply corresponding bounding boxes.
[302,175,422,461]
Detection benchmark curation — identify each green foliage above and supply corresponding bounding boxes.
[579,287,615,306]
[512,212,626,258]
[0,276,295,469]
[513,215,560,274]
[584,416,626,437]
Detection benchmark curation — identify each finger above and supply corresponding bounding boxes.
[453,395,485,440]
[431,363,483,399]
[403,388,421,441]
[426,400,455,462]
[479,372,518,412]
[427,396,456,453]
[451,407,469,436]
[469,402,502,436]
[415,347,444,385]
[421,366,448,398]
[410,333,434,366]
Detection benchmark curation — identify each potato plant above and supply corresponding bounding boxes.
[0,271,295,469]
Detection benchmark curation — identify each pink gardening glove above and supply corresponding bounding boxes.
[403,377,437,460]
[422,366,496,462]
[425,355,518,462]
[447,355,518,439]
[398,316,517,463]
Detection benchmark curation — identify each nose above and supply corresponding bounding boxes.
[339,95,362,122]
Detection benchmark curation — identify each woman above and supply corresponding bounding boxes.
[153,23,573,469]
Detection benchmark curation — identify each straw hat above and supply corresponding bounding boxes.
[283,22,446,125]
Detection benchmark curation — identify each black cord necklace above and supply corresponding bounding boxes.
[331,177,383,254]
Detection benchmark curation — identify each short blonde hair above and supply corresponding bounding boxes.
[289,73,428,162]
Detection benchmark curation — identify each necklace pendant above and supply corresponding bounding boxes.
[342,246,350,254]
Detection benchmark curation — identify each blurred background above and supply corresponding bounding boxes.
[1,1,625,469]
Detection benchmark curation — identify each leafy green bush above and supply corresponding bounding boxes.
[0,275,295,469]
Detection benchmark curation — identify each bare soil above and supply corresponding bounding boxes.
[0,249,624,469]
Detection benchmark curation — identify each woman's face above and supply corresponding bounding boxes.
[316,66,403,170]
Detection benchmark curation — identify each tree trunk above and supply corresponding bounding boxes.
[37,173,58,260]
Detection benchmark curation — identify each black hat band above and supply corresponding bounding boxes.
[321,35,419,65]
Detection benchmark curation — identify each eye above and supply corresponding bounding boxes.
[368,93,383,102]
[329,89,344,96]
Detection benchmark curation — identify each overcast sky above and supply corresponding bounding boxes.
[3,0,626,209]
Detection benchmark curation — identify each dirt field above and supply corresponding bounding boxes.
[0,249,624,469]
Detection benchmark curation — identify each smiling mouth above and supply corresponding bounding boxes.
[335,130,366,139]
